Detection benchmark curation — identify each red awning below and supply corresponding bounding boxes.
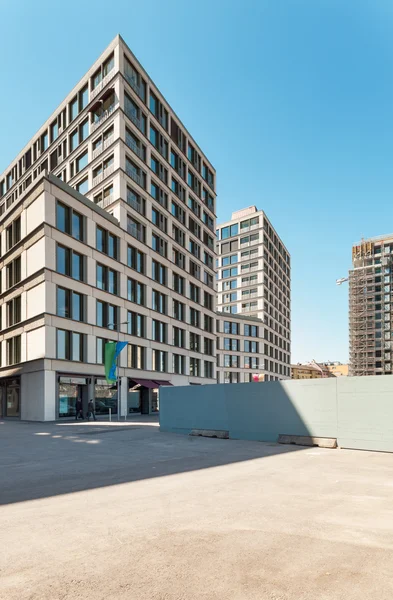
[129,378,173,389]
[130,378,158,389]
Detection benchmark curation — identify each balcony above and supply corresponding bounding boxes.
[98,193,114,209]
[91,104,116,133]
[128,222,144,242]
[127,192,144,215]
[124,72,144,100]
[90,69,117,101]
[92,164,114,188]
[126,164,143,187]
[125,107,142,131]
[92,134,114,160]
[125,132,144,160]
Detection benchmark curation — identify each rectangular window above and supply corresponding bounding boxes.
[56,245,84,281]
[96,300,118,330]
[6,256,22,288]
[190,307,200,328]
[152,207,167,233]
[76,178,88,194]
[173,326,186,348]
[128,278,145,305]
[69,97,78,121]
[152,349,167,372]
[6,335,21,365]
[189,332,200,352]
[152,319,167,343]
[152,260,167,285]
[7,296,21,327]
[128,344,145,369]
[173,354,186,375]
[173,299,185,321]
[189,283,200,304]
[127,245,145,273]
[190,357,200,377]
[173,273,185,295]
[204,361,214,379]
[152,233,167,258]
[76,150,88,173]
[127,215,145,243]
[127,311,145,337]
[6,216,21,251]
[56,287,84,322]
[152,290,167,314]
[56,201,83,241]
[96,226,118,259]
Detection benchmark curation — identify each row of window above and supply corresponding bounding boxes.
[56,328,214,376]
[218,369,290,383]
[0,53,116,206]
[123,53,214,190]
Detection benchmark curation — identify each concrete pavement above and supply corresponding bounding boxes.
[1,417,393,599]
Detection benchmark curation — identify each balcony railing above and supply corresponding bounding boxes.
[90,69,116,101]
[126,164,142,187]
[98,193,114,209]
[91,104,116,133]
[93,134,114,160]
[127,192,144,215]
[128,223,144,242]
[125,107,142,131]
[92,164,114,187]
[125,132,143,159]
[124,72,144,100]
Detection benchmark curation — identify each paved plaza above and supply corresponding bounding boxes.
[1,417,393,599]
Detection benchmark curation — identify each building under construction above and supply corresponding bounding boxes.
[349,235,393,376]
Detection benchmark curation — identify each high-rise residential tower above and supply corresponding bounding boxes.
[0,35,217,420]
[216,206,291,380]
[350,235,393,376]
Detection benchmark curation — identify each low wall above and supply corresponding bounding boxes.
[160,375,393,452]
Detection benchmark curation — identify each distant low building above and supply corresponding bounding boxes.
[323,362,349,377]
[291,360,330,379]
[292,360,349,379]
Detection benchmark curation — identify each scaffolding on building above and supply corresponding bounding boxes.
[349,240,392,376]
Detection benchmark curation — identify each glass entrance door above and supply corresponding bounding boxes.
[6,383,20,417]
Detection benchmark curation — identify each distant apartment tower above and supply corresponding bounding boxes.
[350,235,393,376]
[0,34,217,420]
[216,206,291,380]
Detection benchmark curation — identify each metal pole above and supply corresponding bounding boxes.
[117,326,120,421]
[109,407,111,422]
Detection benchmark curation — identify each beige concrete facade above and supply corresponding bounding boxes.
[0,35,217,419]
[216,312,267,383]
[216,206,291,380]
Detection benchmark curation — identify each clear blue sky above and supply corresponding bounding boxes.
[1,0,393,364]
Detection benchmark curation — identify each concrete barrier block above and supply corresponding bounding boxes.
[278,434,337,448]
[190,429,229,439]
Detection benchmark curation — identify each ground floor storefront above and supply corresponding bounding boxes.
[0,361,178,421]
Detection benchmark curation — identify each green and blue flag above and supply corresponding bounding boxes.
[105,341,128,383]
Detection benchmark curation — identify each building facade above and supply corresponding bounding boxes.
[216,312,269,383]
[216,206,291,379]
[349,236,393,376]
[291,361,327,379]
[323,362,349,377]
[0,35,217,420]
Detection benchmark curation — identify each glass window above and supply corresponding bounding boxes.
[80,85,88,110]
[57,329,67,359]
[150,126,157,147]
[103,54,114,76]
[72,292,82,321]
[80,119,89,142]
[56,245,69,275]
[72,252,83,281]
[76,151,88,173]
[72,212,83,241]
[72,333,82,361]
[57,287,70,318]
[70,97,78,121]
[76,178,88,194]
[51,120,58,142]
[56,202,70,234]
[150,93,157,115]
[70,129,78,152]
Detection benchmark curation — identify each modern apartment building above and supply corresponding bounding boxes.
[0,35,217,420]
[216,312,269,382]
[349,235,393,376]
[216,206,291,379]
